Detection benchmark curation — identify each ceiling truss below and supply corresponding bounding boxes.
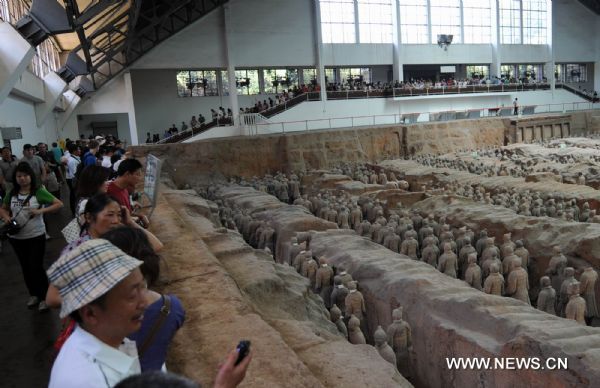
[60,0,227,90]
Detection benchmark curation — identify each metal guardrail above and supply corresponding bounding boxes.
[249,101,600,135]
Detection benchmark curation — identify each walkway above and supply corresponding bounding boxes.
[0,186,70,387]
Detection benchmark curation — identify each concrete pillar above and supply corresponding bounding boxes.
[123,72,139,146]
[258,69,265,94]
[392,0,403,82]
[594,62,600,95]
[313,0,327,103]
[546,0,554,90]
[0,20,36,106]
[490,0,501,79]
[35,72,67,127]
[223,4,240,129]
[57,90,81,132]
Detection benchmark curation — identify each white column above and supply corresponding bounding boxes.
[426,0,432,44]
[313,0,327,103]
[123,72,139,146]
[354,0,360,43]
[0,20,36,107]
[223,4,240,129]
[35,72,67,127]
[546,0,554,90]
[490,0,501,79]
[392,0,403,82]
[56,90,81,132]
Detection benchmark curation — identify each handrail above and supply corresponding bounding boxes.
[248,101,600,135]
[556,83,599,103]
[153,119,231,144]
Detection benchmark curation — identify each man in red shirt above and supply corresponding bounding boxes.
[107,158,143,214]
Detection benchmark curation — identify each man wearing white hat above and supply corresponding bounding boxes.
[47,239,147,388]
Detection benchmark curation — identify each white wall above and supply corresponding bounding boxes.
[250,89,586,131]
[0,94,63,152]
[62,74,136,145]
[76,113,131,145]
[553,0,599,62]
[133,0,316,69]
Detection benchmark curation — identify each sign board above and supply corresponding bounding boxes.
[440,66,456,73]
[559,143,566,149]
[0,127,23,140]
[471,151,478,158]
[143,154,162,215]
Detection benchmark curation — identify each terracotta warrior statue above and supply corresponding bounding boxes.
[506,261,530,305]
[335,264,353,286]
[315,257,334,308]
[464,253,482,291]
[438,243,458,278]
[500,233,516,259]
[579,267,599,323]
[421,239,440,268]
[331,276,349,313]
[400,235,419,260]
[502,246,522,276]
[565,282,587,325]
[458,240,477,279]
[374,325,397,367]
[514,240,529,269]
[484,263,505,296]
[536,276,556,315]
[386,306,413,378]
[558,267,577,318]
[546,245,568,293]
[345,281,366,322]
[348,314,367,344]
[330,304,348,338]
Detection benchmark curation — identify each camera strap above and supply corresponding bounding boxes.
[12,193,35,221]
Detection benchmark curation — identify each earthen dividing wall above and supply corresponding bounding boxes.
[132,119,509,182]
[132,111,600,184]
[215,185,600,388]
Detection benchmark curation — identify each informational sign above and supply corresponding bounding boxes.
[440,66,456,73]
[143,154,162,213]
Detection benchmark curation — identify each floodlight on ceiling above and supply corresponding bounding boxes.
[437,34,453,51]
[14,0,72,47]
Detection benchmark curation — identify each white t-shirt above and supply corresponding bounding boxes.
[6,188,55,239]
[67,155,80,179]
[49,325,141,388]
[102,155,112,169]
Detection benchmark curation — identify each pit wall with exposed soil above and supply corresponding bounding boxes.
[132,110,600,185]
[214,185,600,388]
[150,185,410,388]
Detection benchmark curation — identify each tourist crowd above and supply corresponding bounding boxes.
[1,136,251,387]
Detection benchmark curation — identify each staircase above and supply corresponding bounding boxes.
[556,83,599,103]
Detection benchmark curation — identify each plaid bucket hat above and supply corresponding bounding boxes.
[47,239,143,318]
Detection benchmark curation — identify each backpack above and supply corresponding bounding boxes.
[73,159,85,188]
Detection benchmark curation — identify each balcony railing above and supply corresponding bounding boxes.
[248,101,600,135]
